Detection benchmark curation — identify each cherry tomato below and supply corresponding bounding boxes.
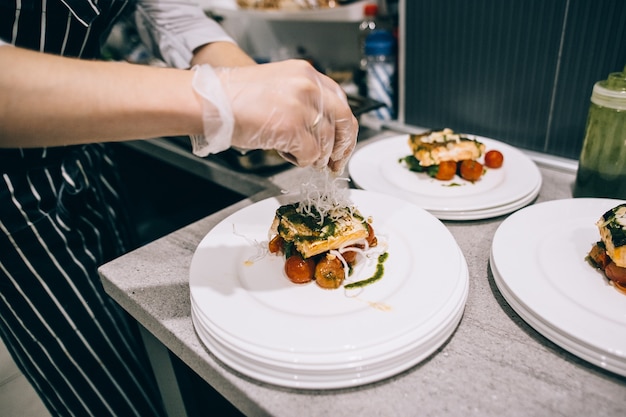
[341,248,358,266]
[605,262,626,285]
[434,160,457,181]
[484,150,504,168]
[268,235,284,254]
[459,160,484,182]
[341,243,366,266]
[315,255,345,289]
[365,223,377,247]
[284,254,315,284]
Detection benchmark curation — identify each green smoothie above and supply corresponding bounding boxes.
[574,66,626,199]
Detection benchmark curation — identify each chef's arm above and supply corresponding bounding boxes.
[0,1,357,171]
[0,45,205,148]
[0,44,358,173]
[133,0,257,69]
[190,41,256,67]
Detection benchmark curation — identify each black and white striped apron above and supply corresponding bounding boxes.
[0,1,167,416]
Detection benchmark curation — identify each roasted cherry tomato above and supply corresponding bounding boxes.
[284,254,315,284]
[484,150,504,168]
[433,160,457,181]
[459,160,484,182]
[341,243,366,266]
[315,254,345,289]
[605,262,626,285]
[365,223,377,247]
[268,235,284,254]
[341,248,358,266]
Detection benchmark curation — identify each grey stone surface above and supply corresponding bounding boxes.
[100,133,626,417]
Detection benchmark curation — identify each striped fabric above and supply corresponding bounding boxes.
[0,0,168,416]
[0,0,131,58]
[0,145,167,416]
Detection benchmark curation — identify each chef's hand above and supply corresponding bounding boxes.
[191,60,358,174]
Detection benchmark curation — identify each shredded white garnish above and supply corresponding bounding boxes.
[337,240,370,281]
[292,168,353,225]
[232,224,268,263]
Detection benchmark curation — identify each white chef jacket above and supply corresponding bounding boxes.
[0,0,235,68]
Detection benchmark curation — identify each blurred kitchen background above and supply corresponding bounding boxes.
[197,0,624,160]
[95,0,626,245]
[102,0,626,161]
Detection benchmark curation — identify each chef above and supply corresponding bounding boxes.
[0,0,358,415]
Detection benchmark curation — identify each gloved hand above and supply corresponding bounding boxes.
[190,60,358,174]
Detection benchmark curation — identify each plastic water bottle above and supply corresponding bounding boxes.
[358,3,379,72]
[365,30,396,120]
[355,3,379,97]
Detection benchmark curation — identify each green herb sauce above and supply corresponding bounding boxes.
[344,252,389,290]
[399,155,426,172]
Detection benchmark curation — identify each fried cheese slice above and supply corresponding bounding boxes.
[270,203,369,259]
[408,128,486,167]
[597,203,626,268]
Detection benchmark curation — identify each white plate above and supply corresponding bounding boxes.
[491,198,626,376]
[349,134,542,219]
[191,266,468,388]
[189,190,469,388]
[429,181,541,221]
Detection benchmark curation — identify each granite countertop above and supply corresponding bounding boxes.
[99,131,626,417]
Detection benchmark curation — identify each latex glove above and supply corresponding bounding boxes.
[190,60,358,174]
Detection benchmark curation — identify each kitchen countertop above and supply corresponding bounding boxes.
[99,130,626,417]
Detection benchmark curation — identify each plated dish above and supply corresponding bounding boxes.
[189,190,469,389]
[586,203,626,294]
[491,198,626,376]
[349,134,541,220]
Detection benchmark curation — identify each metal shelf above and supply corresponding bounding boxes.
[205,0,369,22]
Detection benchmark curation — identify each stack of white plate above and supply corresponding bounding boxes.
[349,134,542,221]
[491,198,626,377]
[189,190,469,389]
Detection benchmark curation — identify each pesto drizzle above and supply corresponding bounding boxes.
[344,252,389,290]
